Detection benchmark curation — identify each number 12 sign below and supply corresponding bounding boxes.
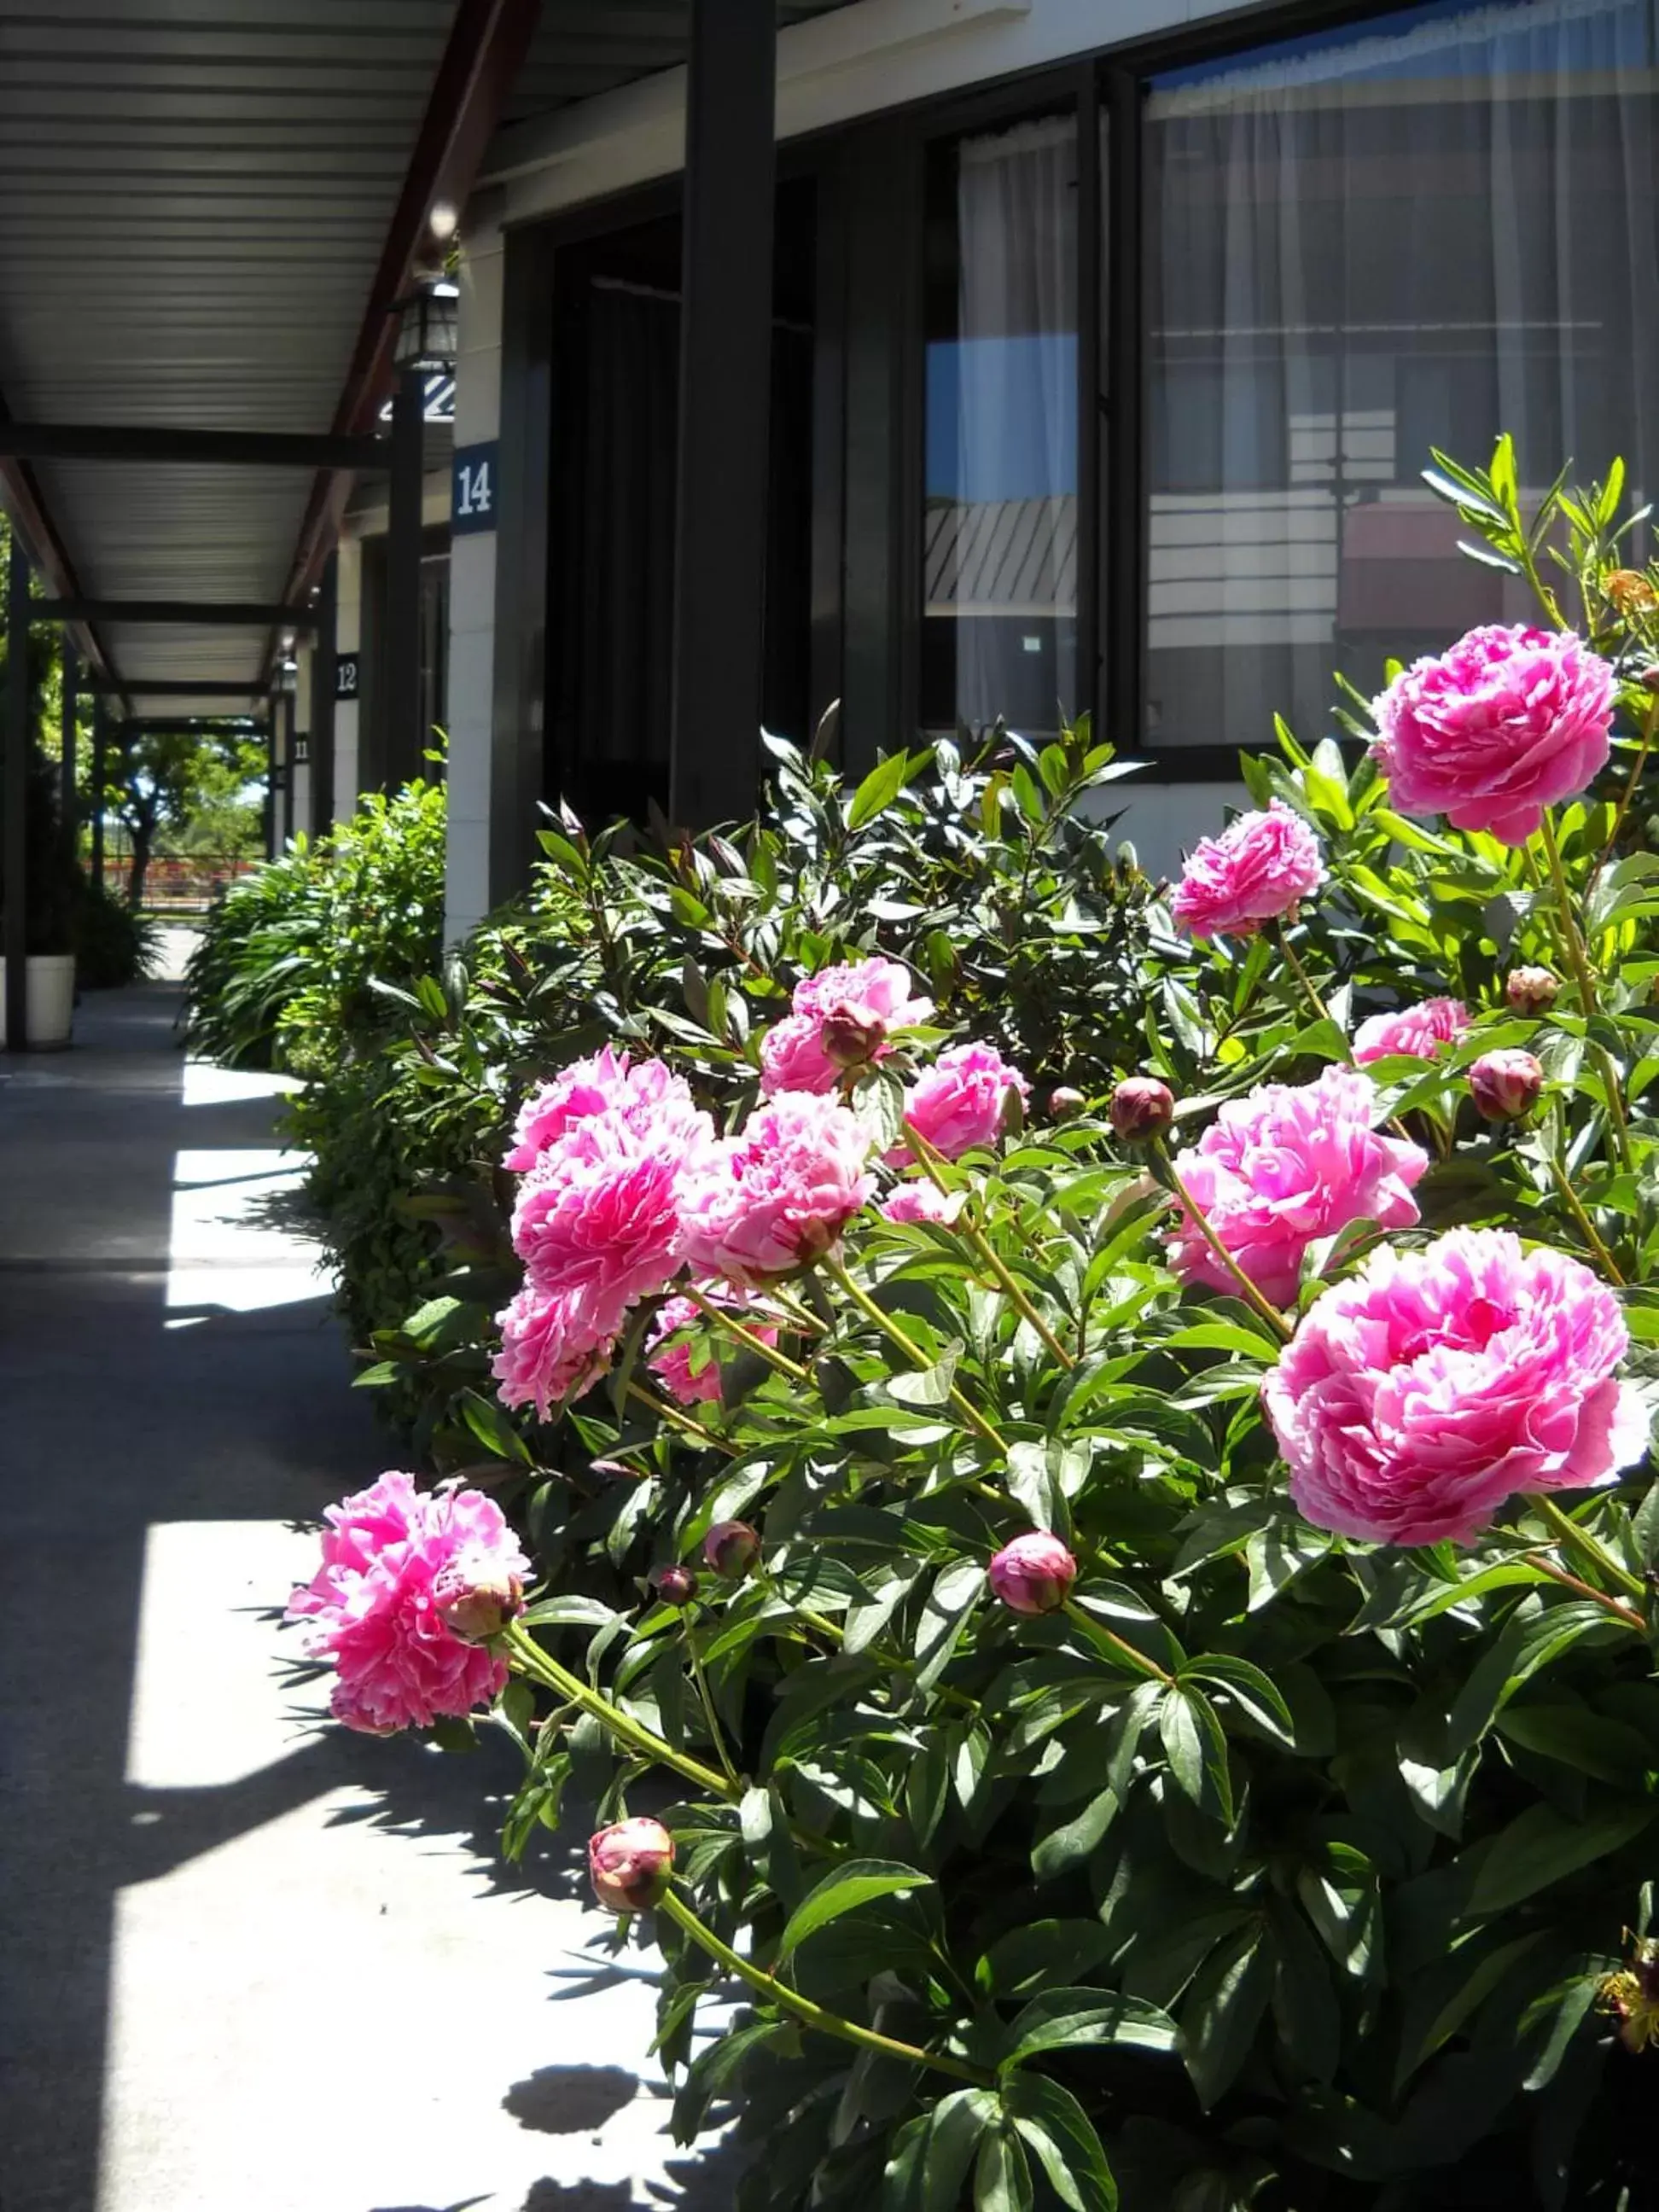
[451,440,498,536]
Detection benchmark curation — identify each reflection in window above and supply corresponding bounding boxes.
[1144,0,1659,750]
[923,113,1079,735]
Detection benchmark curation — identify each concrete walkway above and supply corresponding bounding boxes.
[0,983,736,2212]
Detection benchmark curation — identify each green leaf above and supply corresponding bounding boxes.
[978,1920,1115,2000]
[919,2089,1002,2212]
[1182,1656,1295,1744]
[1466,1803,1656,1917]
[1031,1787,1121,1879]
[1005,2074,1118,2212]
[1160,1684,1235,1825]
[1179,1919,1272,2109]
[975,2126,1033,2212]
[847,749,913,830]
[887,1343,963,1407]
[998,1987,1178,2071]
[516,1594,620,1629]
[774,1858,934,1964]
[457,1386,533,1464]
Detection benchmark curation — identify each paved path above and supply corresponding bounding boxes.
[0,984,735,2212]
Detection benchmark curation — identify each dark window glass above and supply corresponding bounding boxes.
[1144,0,1659,749]
[922,113,1079,736]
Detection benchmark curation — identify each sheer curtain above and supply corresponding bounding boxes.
[925,114,1078,734]
[1144,0,1659,752]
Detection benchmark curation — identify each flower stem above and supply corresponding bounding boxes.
[1522,1551,1647,1632]
[1537,809,1600,1021]
[1544,1150,1626,1285]
[1062,1599,1173,1685]
[819,1252,1010,1455]
[626,1379,738,1458]
[685,1618,742,1790]
[1526,1493,1646,1602]
[504,1621,739,1802]
[657,1888,992,2086]
[684,1285,812,1384]
[903,1139,1075,1371]
[1153,1142,1294,1344]
[1276,923,1336,1033]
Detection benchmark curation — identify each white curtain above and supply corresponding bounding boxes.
[947,114,1078,731]
[1145,0,1659,752]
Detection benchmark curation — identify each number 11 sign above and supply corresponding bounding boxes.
[451,440,498,536]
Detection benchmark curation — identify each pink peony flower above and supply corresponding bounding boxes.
[590,1817,676,1912]
[678,1092,875,1286]
[1263,1228,1647,1545]
[881,1181,965,1226]
[287,1474,530,1733]
[1506,966,1559,1016]
[1169,801,1324,940]
[988,1532,1077,1615]
[1353,997,1471,1066]
[760,958,934,1096]
[759,1013,841,1098]
[645,1290,779,1406]
[492,1278,616,1418]
[1167,1066,1428,1308]
[512,1144,694,1314]
[901,1041,1030,1162]
[1371,625,1615,845]
[504,1048,701,1173]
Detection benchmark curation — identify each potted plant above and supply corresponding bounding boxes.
[0,749,79,1046]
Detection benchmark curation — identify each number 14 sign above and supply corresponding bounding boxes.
[451,440,498,536]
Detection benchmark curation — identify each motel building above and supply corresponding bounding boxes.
[1,0,1652,981]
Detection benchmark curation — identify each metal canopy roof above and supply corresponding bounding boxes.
[0,0,855,721]
[0,0,468,714]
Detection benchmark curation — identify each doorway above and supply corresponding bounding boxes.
[543,179,818,824]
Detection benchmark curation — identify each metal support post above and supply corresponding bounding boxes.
[667,0,777,827]
[60,635,79,870]
[384,367,425,792]
[312,553,337,833]
[90,696,106,893]
[4,538,29,1051]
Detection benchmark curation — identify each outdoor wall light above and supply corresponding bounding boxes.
[276,655,299,696]
[393,275,460,374]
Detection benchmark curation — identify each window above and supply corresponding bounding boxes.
[921,112,1080,736]
[1143,0,1659,751]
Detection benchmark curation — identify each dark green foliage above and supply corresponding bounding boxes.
[73,876,160,988]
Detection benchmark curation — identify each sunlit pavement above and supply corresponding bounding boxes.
[0,982,736,2212]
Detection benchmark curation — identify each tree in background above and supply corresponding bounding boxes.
[102,724,266,907]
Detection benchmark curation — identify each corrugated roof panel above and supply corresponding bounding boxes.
[0,0,458,711]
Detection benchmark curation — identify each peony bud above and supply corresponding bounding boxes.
[703,1520,761,1580]
[653,1564,699,1608]
[1048,1086,1086,1121]
[589,1817,675,1913]
[820,1010,886,1070]
[432,1551,524,1644]
[988,1531,1077,1616]
[1469,1048,1545,1122]
[1505,966,1559,1016]
[1604,568,1659,617]
[1109,1076,1175,1143]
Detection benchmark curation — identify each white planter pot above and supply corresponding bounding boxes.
[0,953,76,1049]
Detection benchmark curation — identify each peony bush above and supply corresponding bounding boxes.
[282,443,1659,2209]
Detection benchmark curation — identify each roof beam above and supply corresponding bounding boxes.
[88,679,265,699]
[33,598,317,629]
[284,0,544,606]
[0,390,120,690]
[0,423,386,471]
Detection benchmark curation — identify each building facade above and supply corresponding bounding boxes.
[317,0,1657,940]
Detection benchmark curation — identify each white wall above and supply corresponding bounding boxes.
[445,218,504,944]
[333,535,361,824]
